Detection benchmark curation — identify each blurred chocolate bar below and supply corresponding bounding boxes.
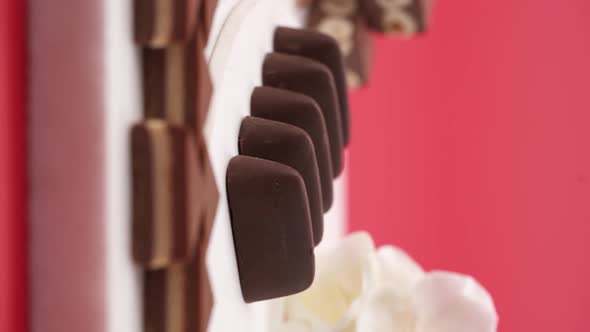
[131,120,218,269]
[307,0,372,87]
[359,0,433,35]
[142,29,211,131]
[134,0,201,47]
[131,120,199,268]
[227,156,315,303]
[144,248,212,332]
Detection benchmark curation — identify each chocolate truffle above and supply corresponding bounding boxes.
[142,29,212,131]
[274,26,350,145]
[134,0,201,47]
[131,120,198,268]
[239,116,324,244]
[250,86,334,211]
[227,156,315,302]
[263,52,344,176]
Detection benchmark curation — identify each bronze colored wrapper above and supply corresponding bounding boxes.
[134,0,201,47]
[307,0,373,87]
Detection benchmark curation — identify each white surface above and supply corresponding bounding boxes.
[104,0,144,331]
[103,0,347,331]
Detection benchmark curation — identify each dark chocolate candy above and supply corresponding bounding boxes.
[134,0,201,47]
[274,26,350,145]
[227,156,315,302]
[263,52,344,176]
[239,116,324,245]
[142,30,212,131]
[144,246,212,332]
[131,120,199,268]
[359,0,432,35]
[250,86,334,211]
[307,1,372,87]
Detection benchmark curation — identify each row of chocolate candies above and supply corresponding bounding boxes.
[225,26,354,303]
[132,0,219,331]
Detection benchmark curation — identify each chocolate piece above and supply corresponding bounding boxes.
[134,0,201,47]
[239,116,324,245]
[144,248,212,332]
[130,120,219,268]
[251,87,334,211]
[142,30,212,131]
[131,120,199,268]
[191,135,219,250]
[359,0,432,35]
[263,53,344,176]
[307,1,372,87]
[274,27,350,145]
[227,156,315,302]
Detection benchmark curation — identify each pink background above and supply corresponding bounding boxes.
[349,0,590,331]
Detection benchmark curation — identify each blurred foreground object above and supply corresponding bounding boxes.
[279,232,498,332]
[305,0,434,87]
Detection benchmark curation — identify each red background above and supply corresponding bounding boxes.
[0,0,27,331]
[349,0,590,331]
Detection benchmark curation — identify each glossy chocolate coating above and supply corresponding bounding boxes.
[274,26,350,145]
[239,116,324,245]
[251,86,334,211]
[227,156,315,302]
[134,0,201,47]
[263,52,344,176]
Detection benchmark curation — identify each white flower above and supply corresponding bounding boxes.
[279,232,498,332]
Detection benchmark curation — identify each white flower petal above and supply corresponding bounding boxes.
[357,285,415,332]
[316,232,375,301]
[411,271,498,332]
[285,232,375,326]
[276,320,314,332]
[367,246,425,292]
